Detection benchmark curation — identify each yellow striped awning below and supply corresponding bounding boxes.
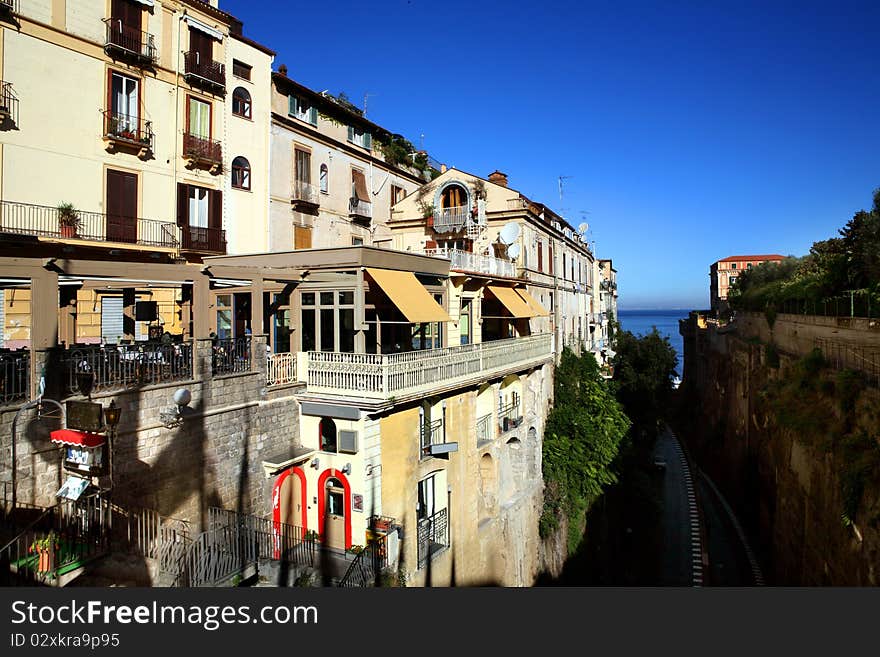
[515,288,550,317]
[366,268,451,323]
[486,285,536,318]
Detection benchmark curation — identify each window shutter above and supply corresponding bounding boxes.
[339,430,358,454]
[364,132,372,150]
[347,125,354,142]
[209,189,222,229]
[309,106,318,125]
[176,183,188,227]
[288,94,296,116]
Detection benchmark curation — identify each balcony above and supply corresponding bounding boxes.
[183,51,225,93]
[0,0,15,15]
[267,352,296,387]
[299,333,553,406]
[103,19,157,66]
[423,247,516,278]
[420,417,457,459]
[64,343,193,396]
[476,412,493,446]
[0,200,179,249]
[0,80,18,128]
[498,401,523,434]
[0,349,29,405]
[292,180,319,208]
[211,337,251,376]
[181,224,226,254]
[433,205,468,233]
[102,110,154,157]
[183,133,223,172]
[349,197,372,223]
[417,507,449,569]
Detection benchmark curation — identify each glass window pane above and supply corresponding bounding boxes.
[301,292,315,306]
[320,308,335,351]
[217,309,232,340]
[216,294,232,308]
[328,491,343,514]
[273,309,290,353]
[340,309,354,353]
[320,292,334,306]
[338,291,353,305]
[320,418,337,453]
[301,309,315,351]
[365,309,377,354]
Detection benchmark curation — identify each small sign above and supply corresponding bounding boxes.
[66,400,104,433]
[56,476,89,501]
[352,494,364,513]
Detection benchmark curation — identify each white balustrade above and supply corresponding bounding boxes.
[303,333,553,400]
[422,247,515,278]
[266,352,296,387]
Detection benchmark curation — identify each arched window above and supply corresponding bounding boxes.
[319,417,337,452]
[231,156,251,190]
[319,163,328,194]
[232,87,251,119]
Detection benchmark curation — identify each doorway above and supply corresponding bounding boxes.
[106,169,138,243]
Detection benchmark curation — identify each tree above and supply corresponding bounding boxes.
[612,329,678,437]
[541,348,630,547]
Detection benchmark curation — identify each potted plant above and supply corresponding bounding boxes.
[29,532,59,574]
[57,202,81,238]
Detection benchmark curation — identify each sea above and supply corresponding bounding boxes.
[617,309,690,377]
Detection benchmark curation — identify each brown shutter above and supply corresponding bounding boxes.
[177,183,188,226]
[548,244,554,275]
[209,189,222,229]
[352,169,369,202]
[294,226,312,249]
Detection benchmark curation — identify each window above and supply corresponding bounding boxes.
[288,95,317,125]
[216,294,232,340]
[319,417,337,453]
[188,186,209,227]
[232,87,251,119]
[232,59,252,81]
[319,164,328,194]
[747,263,753,269]
[299,289,356,352]
[351,169,369,203]
[188,96,210,138]
[460,299,472,345]
[295,149,311,186]
[391,184,406,205]
[352,237,364,246]
[110,71,139,131]
[731,263,737,269]
[231,156,251,190]
[347,125,371,149]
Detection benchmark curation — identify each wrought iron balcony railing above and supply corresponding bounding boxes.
[476,412,493,445]
[419,418,444,459]
[0,200,179,249]
[0,80,19,126]
[0,0,15,14]
[211,337,251,376]
[348,197,372,220]
[65,342,194,395]
[103,110,154,153]
[183,133,223,169]
[498,400,523,434]
[183,51,226,90]
[0,350,29,405]
[433,205,469,232]
[181,225,226,254]
[103,19,157,65]
[417,507,448,569]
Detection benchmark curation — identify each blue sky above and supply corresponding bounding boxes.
[224,0,880,309]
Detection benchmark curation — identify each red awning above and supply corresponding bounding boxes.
[50,429,105,448]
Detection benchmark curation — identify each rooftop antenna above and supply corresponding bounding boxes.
[363,93,377,117]
[420,133,425,150]
[558,175,573,217]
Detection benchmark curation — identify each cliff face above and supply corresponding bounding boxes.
[677,313,880,586]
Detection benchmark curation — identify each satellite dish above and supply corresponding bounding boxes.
[508,243,521,260]
[499,222,520,245]
[578,222,589,234]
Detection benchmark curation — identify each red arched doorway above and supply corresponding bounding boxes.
[317,468,352,550]
[272,467,307,558]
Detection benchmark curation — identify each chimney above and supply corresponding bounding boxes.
[278,63,288,76]
[440,164,447,173]
[488,170,508,187]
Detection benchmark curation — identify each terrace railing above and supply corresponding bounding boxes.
[181,224,226,253]
[423,247,515,278]
[0,200,178,249]
[103,110,154,153]
[292,180,319,205]
[211,337,251,376]
[417,507,448,570]
[183,51,225,90]
[65,342,193,395]
[302,333,552,402]
[0,349,29,405]
[103,19,157,64]
[475,412,493,446]
[266,352,295,387]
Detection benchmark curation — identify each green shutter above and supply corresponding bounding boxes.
[347,125,354,142]
[364,131,372,150]
[288,94,296,116]
[309,106,318,125]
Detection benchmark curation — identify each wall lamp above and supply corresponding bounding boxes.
[160,388,192,429]
[310,457,320,469]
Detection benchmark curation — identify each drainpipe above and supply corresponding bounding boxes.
[173,10,186,255]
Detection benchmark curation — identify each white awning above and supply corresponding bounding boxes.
[184,15,224,41]
[131,0,155,6]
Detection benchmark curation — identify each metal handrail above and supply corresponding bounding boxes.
[103,110,154,151]
[103,18,157,64]
[183,51,225,88]
[182,132,223,165]
[0,200,178,248]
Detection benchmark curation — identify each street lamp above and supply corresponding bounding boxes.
[104,400,122,495]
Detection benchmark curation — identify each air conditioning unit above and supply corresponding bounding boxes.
[339,430,358,454]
